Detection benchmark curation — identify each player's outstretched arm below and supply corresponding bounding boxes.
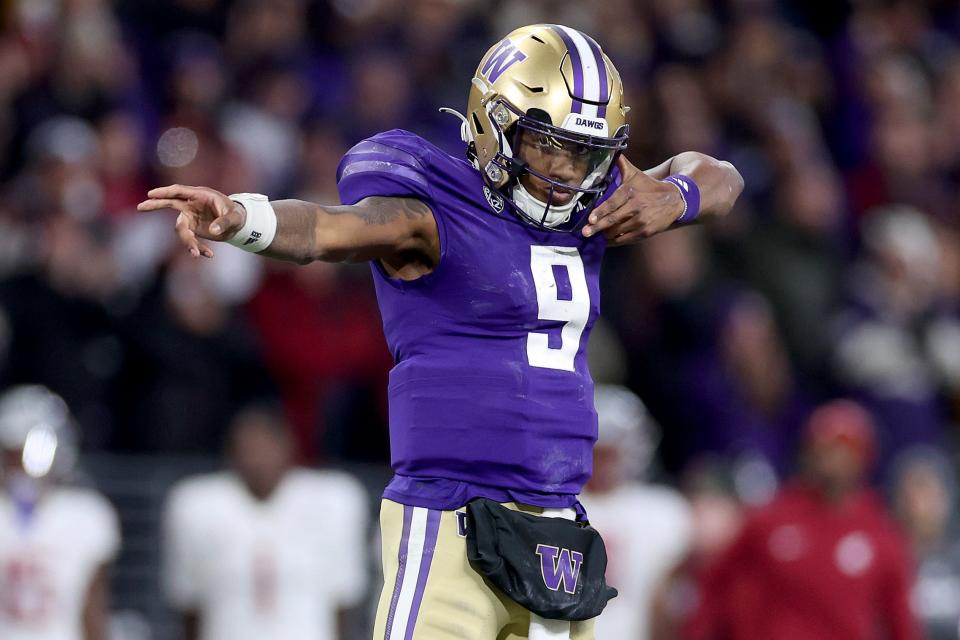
[582,153,744,246]
[137,185,438,265]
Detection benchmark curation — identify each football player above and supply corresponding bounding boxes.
[580,385,692,640]
[0,385,120,640]
[162,405,369,640]
[140,24,743,640]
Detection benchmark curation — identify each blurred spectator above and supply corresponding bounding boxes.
[344,51,414,142]
[581,385,692,640]
[892,447,960,640]
[831,205,957,473]
[0,385,120,640]
[847,52,953,219]
[163,405,370,640]
[606,226,732,475]
[97,110,149,218]
[685,291,813,498]
[743,161,846,380]
[220,61,309,194]
[113,249,272,453]
[244,261,391,462]
[649,460,743,640]
[0,214,126,448]
[685,400,919,640]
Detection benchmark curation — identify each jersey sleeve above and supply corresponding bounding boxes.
[655,489,695,571]
[75,490,121,566]
[336,129,434,206]
[313,472,370,607]
[162,481,205,610]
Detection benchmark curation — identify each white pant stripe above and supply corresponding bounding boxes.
[530,613,572,640]
[389,506,429,639]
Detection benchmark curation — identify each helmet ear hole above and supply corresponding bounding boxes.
[471,112,485,135]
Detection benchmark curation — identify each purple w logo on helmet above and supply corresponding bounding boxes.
[480,39,527,83]
[535,544,584,595]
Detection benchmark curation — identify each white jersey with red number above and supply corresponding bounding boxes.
[583,484,693,640]
[163,469,369,640]
[0,487,120,640]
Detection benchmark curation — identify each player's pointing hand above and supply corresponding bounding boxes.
[581,156,685,244]
[137,185,246,258]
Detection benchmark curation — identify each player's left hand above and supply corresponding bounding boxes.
[581,156,684,245]
[137,184,246,259]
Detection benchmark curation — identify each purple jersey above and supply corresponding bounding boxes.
[337,130,619,511]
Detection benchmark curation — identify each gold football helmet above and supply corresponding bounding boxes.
[452,24,629,230]
[0,385,77,481]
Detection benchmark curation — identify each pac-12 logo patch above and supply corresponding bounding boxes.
[536,544,584,594]
[483,186,505,213]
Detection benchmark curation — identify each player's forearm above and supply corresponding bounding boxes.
[649,151,744,220]
[255,197,436,265]
[182,612,200,640]
[82,565,110,640]
[255,199,327,264]
[253,198,376,264]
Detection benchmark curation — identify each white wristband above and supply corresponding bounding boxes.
[226,193,278,253]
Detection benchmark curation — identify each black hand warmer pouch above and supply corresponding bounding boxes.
[464,498,617,621]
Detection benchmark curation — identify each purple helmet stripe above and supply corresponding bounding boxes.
[549,25,584,114]
[384,505,414,640]
[582,33,610,118]
[403,509,441,639]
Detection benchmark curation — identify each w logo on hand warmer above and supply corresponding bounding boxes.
[536,544,584,594]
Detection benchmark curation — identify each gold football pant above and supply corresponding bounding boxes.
[373,499,595,639]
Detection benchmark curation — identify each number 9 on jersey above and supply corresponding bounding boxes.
[527,246,590,372]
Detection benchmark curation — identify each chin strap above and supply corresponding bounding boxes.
[513,183,580,228]
[439,108,473,145]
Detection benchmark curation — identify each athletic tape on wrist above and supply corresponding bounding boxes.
[662,174,701,224]
[226,193,277,252]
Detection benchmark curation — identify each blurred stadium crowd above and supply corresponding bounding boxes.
[1,0,960,638]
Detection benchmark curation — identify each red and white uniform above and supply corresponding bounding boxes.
[583,484,692,640]
[163,469,369,640]
[0,487,120,640]
[686,483,919,640]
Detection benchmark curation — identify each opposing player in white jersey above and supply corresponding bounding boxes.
[163,405,370,640]
[580,385,693,640]
[0,385,120,640]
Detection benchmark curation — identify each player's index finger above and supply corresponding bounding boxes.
[137,198,188,212]
[147,184,202,200]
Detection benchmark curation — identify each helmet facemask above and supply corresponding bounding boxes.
[481,99,628,231]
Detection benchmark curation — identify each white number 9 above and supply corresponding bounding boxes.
[527,246,590,372]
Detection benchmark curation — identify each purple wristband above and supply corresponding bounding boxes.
[662,174,701,224]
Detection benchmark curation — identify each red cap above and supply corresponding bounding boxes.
[804,399,877,465]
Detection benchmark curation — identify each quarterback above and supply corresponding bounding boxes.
[140,24,743,640]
